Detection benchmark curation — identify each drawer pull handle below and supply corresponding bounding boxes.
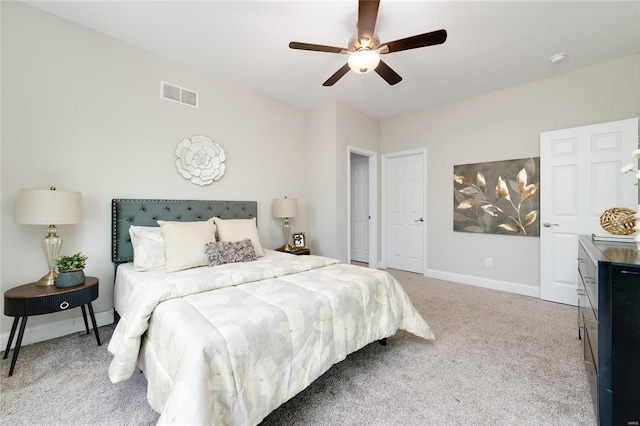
[620,270,640,275]
[60,301,70,310]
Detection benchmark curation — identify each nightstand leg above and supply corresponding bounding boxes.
[8,316,28,377]
[80,305,91,335]
[87,303,101,346]
[3,317,19,360]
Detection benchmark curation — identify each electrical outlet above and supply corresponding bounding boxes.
[485,258,493,267]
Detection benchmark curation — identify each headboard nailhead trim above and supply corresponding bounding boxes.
[112,199,258,263]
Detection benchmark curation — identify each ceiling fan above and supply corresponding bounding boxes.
[289,0,447,86]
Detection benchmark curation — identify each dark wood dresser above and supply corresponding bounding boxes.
[577,235,640,426]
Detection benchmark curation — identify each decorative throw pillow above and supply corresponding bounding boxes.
[129,226,166,271]
[213,217,265,257]
[157,218,216,272]
[205,239,257,266]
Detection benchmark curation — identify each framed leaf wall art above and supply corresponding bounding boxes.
[453,157,540,236]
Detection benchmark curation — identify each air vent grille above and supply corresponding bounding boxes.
[160,81,198,108]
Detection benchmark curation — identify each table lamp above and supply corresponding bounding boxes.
[14,187,83,286]
[272,196,298,251]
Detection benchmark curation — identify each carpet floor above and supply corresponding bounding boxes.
[0,269,596,425]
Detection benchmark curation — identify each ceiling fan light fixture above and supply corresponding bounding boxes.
[348,49,380,74]
[289,1,447,86]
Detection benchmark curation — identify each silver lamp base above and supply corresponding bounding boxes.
[37,225,62,287]
[282,218,292,251]
[37,271,58,287]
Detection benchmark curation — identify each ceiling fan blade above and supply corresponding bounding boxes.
[357,0,380,46]
[381,29,447,53]
[289,41,345,54]
[375,60,402,85]
[323,63,351,86]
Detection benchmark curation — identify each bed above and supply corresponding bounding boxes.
[107,198,434,425]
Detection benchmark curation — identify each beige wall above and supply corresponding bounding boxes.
[305,102,338,257]
[335,103,380,261]
[305,102,380,261]
[380,54,640,292]
[0,2,308,341]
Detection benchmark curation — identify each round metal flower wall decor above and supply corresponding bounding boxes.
[175,135,226,186]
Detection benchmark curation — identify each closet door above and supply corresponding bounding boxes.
[351,156,369,263]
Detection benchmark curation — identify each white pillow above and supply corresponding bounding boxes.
[213,217,265,257]
[157,218,216,272]
[129,226,166,272]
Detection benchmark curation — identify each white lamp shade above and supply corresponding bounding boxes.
[15,188,83,225]
[272,197,298,218]
[348,49,380,74]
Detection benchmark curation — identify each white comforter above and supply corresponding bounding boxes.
[108,254,434,425]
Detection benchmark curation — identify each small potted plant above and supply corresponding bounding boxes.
[55,252,88,288]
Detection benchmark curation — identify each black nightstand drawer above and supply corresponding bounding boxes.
[25,286,97,315]
[4,277,100,317]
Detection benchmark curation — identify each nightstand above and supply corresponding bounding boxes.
[3,276,101,377]
[276,247,311,255]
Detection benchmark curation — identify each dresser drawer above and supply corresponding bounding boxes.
[584,321,599,419]
[578,243,598,320]
[584,316,598,367]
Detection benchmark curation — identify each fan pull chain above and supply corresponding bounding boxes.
[360,76,365,98]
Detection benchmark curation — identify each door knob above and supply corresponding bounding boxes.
[415,217,424,222]
[543,222,559,227]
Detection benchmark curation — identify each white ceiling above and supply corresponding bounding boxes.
[24,1,640,119]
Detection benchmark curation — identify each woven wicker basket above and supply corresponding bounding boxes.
[599,207,637,235]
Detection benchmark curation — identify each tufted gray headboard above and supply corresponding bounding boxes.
[112,199,258,263]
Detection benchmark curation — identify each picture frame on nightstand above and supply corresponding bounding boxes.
[292,232,306,248]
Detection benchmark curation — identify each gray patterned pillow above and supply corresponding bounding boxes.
[204,239,257,266]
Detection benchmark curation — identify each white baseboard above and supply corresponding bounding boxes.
[1,310,114,351]
[424,269,540,298]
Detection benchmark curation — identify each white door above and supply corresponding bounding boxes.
[351,155,369,263]
[386,151,424,273]
[540,118,638,305]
